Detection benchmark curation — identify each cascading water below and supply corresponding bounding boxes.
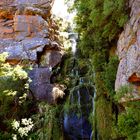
[52,1,97,139]
[63,32,95,140]
[77,89,83,139]
[90,89,96,140]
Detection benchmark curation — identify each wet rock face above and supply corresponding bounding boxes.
[115,0,140,99]
[0,0,64,103]
[64,87,93,139]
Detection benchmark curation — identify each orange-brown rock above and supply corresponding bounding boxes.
[115,0,140,100]
[128,73,140,82]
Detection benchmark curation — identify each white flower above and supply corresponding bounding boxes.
[18,125,33,137]
[28,118,33,125]
[12,120,20,130]
[24,83,29,89]
[7,91,17,96]
[28,78,32,83]
[21,118,33,126]
[12,118,34,138]
[18,127,27,137]
[12,134,17,140]
[21,118,28,126]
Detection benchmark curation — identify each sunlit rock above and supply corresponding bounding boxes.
[115,0,140,101]
[0,0,64,103]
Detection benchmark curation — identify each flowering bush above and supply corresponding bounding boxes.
[0,52,32,138]
[12,118,34,139]
[0,52,30,100]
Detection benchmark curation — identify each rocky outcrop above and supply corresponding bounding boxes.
[115,0,140,100]
[0,0,65,103]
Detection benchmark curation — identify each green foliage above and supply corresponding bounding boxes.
[96,95,113,140]
[103,56,119,98]
[69,0,129,139]
[0,132,12,140]
[52,53,74,87]
[31,103,63,140]
[118,101,140,140]
[0,52,31,138]
[0,53,29,96]
[71,0,129,55]
[89,0,128,41]
[92,50,107,72]
[114,85,133,101]
[94,72,106,97]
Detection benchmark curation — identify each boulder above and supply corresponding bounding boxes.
[29,68,65,103]
[40,50,62,67]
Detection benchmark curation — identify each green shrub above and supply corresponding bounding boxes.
[114,85,133,101]
[103,56,119,98]
[31,103,63,140]
[118,101,140,139]
[0,52,31,137]
[96,95,112,140]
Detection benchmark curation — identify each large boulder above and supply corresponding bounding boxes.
[29,68,65,103]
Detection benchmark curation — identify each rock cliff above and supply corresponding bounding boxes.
[0,0,65,103]
[115,0,140,100]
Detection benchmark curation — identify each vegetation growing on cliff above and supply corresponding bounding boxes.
[118,101,140,140]
[0,52,31,139]
[0,52,64,139]
[70,0,130,139]
[1,0,140,139]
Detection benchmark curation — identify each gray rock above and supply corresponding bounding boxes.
[29,67,51,85]
[29,68,65,103]
[40,50,62,68]
[0,37,50,61]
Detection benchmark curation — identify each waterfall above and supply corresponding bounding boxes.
[90,131,94,140]
[89,85,100,140]
[90,89,96,140]
[52,1,95,140]
[92,89,96,117]
[63,31,93,140]
[77,89,84,139]
[70,38,77,55]
[69,33,78,55]
[79,77,84,84]
[64,113,69,133]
